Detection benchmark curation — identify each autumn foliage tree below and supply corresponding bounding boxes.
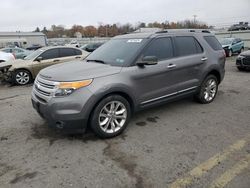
[41,19,209,38]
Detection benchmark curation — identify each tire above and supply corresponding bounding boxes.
[90,95,131,138]
[13,69,32,85]
[239,48,244,54]
[228,49,233,57]
[237,67,246,71]
[195,75,218,104]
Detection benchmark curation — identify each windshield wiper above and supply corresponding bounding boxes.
[86,59,106,64]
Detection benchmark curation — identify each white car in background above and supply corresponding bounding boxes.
[0,51,15,63]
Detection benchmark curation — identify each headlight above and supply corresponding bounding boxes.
[54,79,93,97]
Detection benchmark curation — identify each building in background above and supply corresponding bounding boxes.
[0,32,47,48]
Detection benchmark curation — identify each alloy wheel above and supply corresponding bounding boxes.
[204,78,217,102]
[16,71,30,85]
[98,101,127,134]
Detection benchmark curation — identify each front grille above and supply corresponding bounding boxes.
[33,76,59,103]
[242,57,250,66]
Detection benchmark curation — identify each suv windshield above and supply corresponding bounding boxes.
[220,38,233,45]
[86,38,148,66]
[24,49,44,60]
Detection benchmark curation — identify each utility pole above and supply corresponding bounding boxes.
[193,15,197,24]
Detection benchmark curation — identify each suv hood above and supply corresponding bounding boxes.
[240,50,250,56]
[39,61,122,81]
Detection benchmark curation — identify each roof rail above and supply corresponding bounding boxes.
[155,30,168,34]
[155,29,211,34]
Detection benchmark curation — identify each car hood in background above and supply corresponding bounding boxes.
[222,45,230,48]
[240,50,250,56]
[39,61,122,82]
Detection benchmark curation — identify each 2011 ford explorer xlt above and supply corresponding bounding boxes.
[31,30,226,138]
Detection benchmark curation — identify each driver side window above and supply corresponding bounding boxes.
[143,37,174,61]
[40,49,59,60]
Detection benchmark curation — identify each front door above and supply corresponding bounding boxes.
[32,48,60,76]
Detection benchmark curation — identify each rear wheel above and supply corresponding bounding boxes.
[14,69,31,85]
[195,75,218,104]
[239,47,244,54]
[90,95,131,138]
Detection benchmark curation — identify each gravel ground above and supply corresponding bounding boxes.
[0,57,249,188]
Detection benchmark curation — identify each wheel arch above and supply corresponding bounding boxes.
[12,68,34,84]
[206,69,221,84]
[86,90,136,129]
[13,68,34,79]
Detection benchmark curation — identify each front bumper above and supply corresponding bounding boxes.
[31,86,95,132]
[236,57,250,68]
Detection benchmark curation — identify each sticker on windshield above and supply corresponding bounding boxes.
[127,39,143,43]
[116,59,124,63]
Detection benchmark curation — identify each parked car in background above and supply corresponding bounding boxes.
[0,51,15,63]
[66,40,80,48]
[26,44,43,51]
[0,46,89,85]
[236,50,250,71]
[1,47,32,59]
[228,22,249,31]
[220,38,244,57]
[81,42,104,52]
[31,30,225,138]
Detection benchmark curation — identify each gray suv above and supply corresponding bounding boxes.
[31,30,225,138]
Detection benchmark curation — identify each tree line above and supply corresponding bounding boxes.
[34,19,210,38]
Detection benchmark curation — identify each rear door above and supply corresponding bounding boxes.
[32,48,60,75]
[170,36,205,92]
[59,48,82,62]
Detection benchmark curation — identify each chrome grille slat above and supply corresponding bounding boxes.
[33,75,59,103]
[36,80,54,89]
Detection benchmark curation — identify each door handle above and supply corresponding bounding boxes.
[167,64,176,69]
[75,56,81,59]
[201,57,208,61]
[53,59,60,62]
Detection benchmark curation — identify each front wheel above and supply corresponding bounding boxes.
[195,75,218,104]
[13,69,32,85]
[228,49,233,57]
[90,95,131,138]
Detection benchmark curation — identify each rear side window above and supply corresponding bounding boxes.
[75,49,82,55]
[59,48,76,57]
[175,36,202,56]
[4,49,12,53]
[204,36,223,51]
[143,37,174,60]
[40,49,59,60]
[236,38,241,43]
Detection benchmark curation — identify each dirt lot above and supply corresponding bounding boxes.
[0,57,249,188]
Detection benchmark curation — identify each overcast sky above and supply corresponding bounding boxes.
[1,0,250,31]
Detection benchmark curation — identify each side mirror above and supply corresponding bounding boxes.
[36,56,43,62]
[137,56,158,66]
